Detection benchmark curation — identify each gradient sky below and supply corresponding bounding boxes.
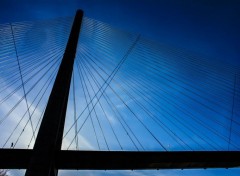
[1,0,240,176]
[1,0,240,65]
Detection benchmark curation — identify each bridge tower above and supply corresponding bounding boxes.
[25,10,83,176]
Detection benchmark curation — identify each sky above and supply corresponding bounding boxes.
[0,0,240,66]
[0,0,240,176]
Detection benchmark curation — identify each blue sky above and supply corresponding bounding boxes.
[0,0,240,176]
[1,0,240,65]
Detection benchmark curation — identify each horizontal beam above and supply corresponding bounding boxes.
[0,149,31,169]
[58,150,240,170]
[0,149,240,170]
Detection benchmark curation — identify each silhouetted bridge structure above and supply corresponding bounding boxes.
[0,10,240,176]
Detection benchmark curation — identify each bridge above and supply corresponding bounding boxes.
[0,10,240,176]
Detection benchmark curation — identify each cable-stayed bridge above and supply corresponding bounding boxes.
[0,10,240,176]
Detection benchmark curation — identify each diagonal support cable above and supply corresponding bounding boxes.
[10,24,36,141]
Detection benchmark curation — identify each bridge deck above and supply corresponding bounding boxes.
[1,149,240,170]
